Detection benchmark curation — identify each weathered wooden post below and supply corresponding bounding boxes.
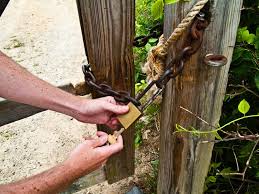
[158,0,243,193]
[76,0,135,183]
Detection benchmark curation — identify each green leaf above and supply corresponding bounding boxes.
[151,0,164,20]
[255,171,259,179]
[219,167,233,178]
[238,99,250,115]
[148,38,158,43]
[207,176,217,183]
[237,27,247,42]
[237,27,256,44]
[242,30,250,41]
[247,34,256,44]
[165,0,180,4]
[210,162,221,169]
[255,72,259,90]
[145,43,152,52]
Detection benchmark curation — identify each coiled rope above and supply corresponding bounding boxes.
[142,0,209,81]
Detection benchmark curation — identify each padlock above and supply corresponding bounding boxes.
[117,102,142,129]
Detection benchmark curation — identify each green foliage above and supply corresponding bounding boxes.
[145,160,159,194]
[238,99,250,115]
[135,121,144,148]
[205,1,259,193]
[151,0,164,20]
[136,0,259,193]
[134,80,160,148]
[237,27,259,49]
[165,0,180,4]
[135,80,148,93]
[135,0,158,82]
[151,0,189,20]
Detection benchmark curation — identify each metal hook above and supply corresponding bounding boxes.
[204,54,228,67]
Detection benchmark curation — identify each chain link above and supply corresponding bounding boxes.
[82,65,141,106]
[82,12,209,110]
[133,23,163,47]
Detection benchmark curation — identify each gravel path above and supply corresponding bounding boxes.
[0,0,85,85]
[0,0,97,191]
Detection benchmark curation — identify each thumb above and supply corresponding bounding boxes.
[89,135,108,148]
[105,103,129,115]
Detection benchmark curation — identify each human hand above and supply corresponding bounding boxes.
[76,96,129,129]
[65,131,123,177]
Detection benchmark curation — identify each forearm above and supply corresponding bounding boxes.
[0,51,83,118]
[0,162,81,194]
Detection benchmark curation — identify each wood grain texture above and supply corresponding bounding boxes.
[158,0,243,193]
[76,0,135,183]
[0,84,76,127]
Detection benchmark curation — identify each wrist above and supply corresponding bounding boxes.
[55,94,85,120]
[62,159,84,179]
[68,97,89,122]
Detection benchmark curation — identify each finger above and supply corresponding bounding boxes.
[103,96,116,104]
[82,136,95,141]
[106,120,119,130]
[104,104,129,115]
[111,118,119,126]
[96,135,123,156]
[88,133,108,148]
[96,131,108,137]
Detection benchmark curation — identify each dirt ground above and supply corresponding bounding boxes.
[0,1,159,194]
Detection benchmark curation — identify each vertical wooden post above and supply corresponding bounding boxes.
[158,0,243,193]
[76,0,135,183]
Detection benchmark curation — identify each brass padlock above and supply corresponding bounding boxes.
[117,102,142,129]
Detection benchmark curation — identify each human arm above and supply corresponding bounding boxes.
[0,51,128,128]
[0,131,122,194]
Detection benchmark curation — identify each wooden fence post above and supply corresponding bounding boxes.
[76,0,135,183]
[158,0,243,193]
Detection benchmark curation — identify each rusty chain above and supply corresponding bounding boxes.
[83,12,208,111]
[133,23,163,47]
[83,65,141,106]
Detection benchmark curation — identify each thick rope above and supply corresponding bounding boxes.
[142,0,208,81]
[162,0,209,52]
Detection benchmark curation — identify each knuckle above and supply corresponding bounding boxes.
[117,143,123,151]
[108,96,114,101]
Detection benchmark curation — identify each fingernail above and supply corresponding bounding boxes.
[121,105,129,111]
[112,119,118,125]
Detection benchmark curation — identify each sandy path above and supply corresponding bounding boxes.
[0,0,85,85]
[0,0,97,190]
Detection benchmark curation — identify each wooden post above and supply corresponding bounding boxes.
[76,0,135,183]
[158,0,243,193]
